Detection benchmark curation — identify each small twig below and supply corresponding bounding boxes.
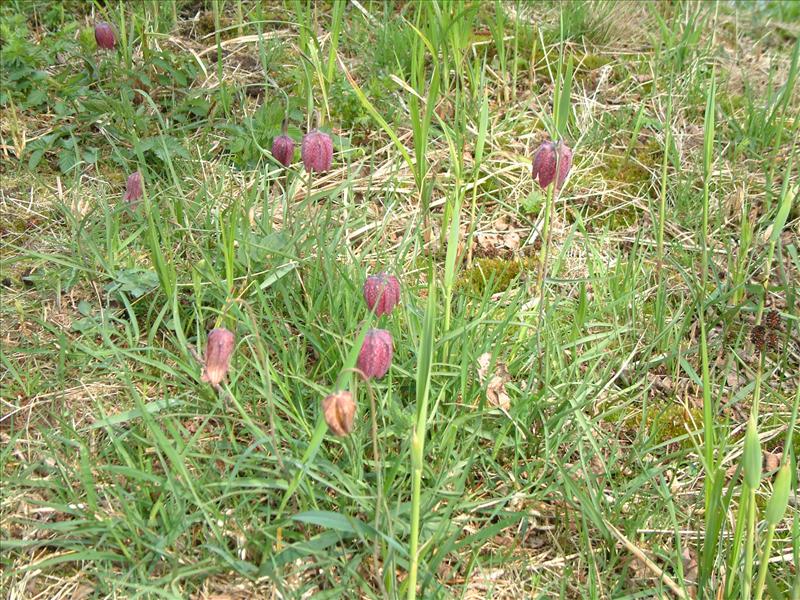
[603,518,689,600]
[187,344,203,365]
[350,0,378,25]
[212,381,231,411]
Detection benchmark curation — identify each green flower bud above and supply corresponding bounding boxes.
[743,415,761,489]
[765,461,792,525]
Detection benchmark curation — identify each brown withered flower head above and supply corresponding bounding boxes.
[94,22,116,50]
[201,327,235,386]
[301,129,333,173]
[363,273,401,317]
[764,310,781,330]
[751,325,766,353]
[764,310,783,350]
[123,171,143,205]
[357,329,393,379]
[531,140,573,190]
[322,390,356,436]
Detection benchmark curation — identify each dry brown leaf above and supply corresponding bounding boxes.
[477,352,492,381]
[682,546,698,598]
[476,352,511,410]
[71,585,94,600]
[504,231,520,250]
[475,229,521,255]
[486,375,511,410]
[589,455,606,476]
[494,215,510,231]
[763,451,782,473]
[476,233,502,251]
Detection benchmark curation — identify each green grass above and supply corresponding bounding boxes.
[1,1,798,598]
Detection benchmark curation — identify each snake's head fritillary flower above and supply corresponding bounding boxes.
[363,273,400,317]
[357,329,393,379]
[271,135,295,167]
[201,327,235,386]
[531,140,572,190]
[94,22,116,50]
[123,171,143,205]
[301,129,333,173]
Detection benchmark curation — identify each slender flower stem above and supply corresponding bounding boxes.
[743,484,757,599]
[540,186,559,299]
[283,170,291,228]
[466,180,480,268]
[118,0,131,71]
[443,292,451,348]
[655,76,673,340]
[535,158,558,386]
[366,380,386,598]
[535,180,555,297]
[407,426,423,600]
[753,524,776,600]
[406,281,436,600]
[743,354,764,596]
[700,71,716,511]
[725,492,748,597]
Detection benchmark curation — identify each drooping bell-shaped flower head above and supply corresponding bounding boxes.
[123,171,143,205]
[363,273,400,317]
[271,135,295,167]
[357,328,393,379]
[94,21,116,50]
[531,140,572,190]
[322,390,356,436]
[201,327,235,386]
[301,130,333,173]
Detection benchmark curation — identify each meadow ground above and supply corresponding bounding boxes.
[1,1,798,598]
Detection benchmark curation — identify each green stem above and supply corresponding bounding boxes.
[743,485,756,599]
[213,0,223,87]
[752,353,764,419]
[273,417,327,522]
[443,292,451,345]
[541,192,556,294]
[725,492,748,597]
[118,0,131,71]
[283,170,291,229]
[536,190,553,294]
[699,316,713,499]
[536,181,556,387]
[656,76,672,283]
[753,525,776,600]
[406,280,436,600]
[407,427,423,600]
[700,71,716,512]
[367,382,386,598]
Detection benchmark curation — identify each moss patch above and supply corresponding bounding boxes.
[197,11,236,39]
[718,91,749,115]
[614,402,705,449]
[578,54,613,71]
[457,256,538,295]
[608,139,662,186]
